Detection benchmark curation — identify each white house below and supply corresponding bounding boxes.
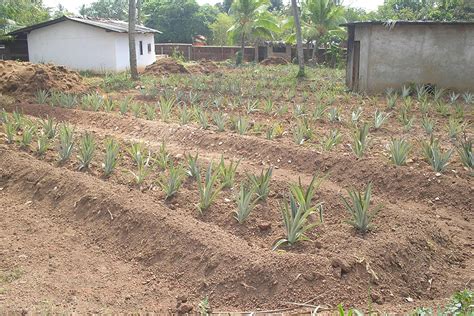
[10,16,161,72]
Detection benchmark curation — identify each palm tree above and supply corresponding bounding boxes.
[128,0,139,80]
[291,0,305,77]
[228,0,278,64]
[303,0,345,63]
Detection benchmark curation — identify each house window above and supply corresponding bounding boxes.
[147,43,152,54]
[139,41,143,55]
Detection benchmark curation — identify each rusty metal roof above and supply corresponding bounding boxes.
[341,20,474,27]
[9,15,161,35]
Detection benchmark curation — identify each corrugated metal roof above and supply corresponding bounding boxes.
[341,20,474,27]
[9,15,161,35]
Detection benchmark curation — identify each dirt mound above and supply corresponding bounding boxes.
[260,57,289,65]
[187,60,219,74]
[144,58,190,75]
[0,60,87,95]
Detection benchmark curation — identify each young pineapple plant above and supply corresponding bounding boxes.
[19,123,36,149]
[422,138,453,173]
[290,175,323,211]
[179,104,192,125]
[118,96,133,115]
[196,162,222,213]
[312,103,327,120]
[218,155,240,189]
[103,138,120,177]
[398,106,415,131]
[234,184,257,224]
[341,182,381,234]
[351,107,363,125]
[212,112,226,132]
[186,152,200,179]
[4,119,17,144]
[235,116,249,135]
[102,97,115,112]
[421,116,435,135]
[373,110,390,130]
[144,104,157,120]
[321,129,342,151]
[36,131,50,155]
[328,107,341,123]
[248,167,273,201]
[128,142,150,166]
[58,124,74,163]
[386,92,398,109]
[77,132,96,170]
[157,162,185,200]
[457,137,473,173]
[155,141,171,170]
[35,89,49,104]
[40,116,57,139]
[447,117,465,139]
[159,96,176,122]
[130,102,142,118]
[130,161,150,186]
[196,109,209,130]
[351,123,369,158]
[273,194,320,250]
[389,138,411,166]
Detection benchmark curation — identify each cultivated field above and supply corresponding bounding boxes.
[0,60,472,314]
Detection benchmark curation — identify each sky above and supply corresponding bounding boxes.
[43,0,384,13]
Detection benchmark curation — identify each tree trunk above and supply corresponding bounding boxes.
[239,31,245,65]
[137,0,142,24]
[291,0,304,77]
[128,0,139,80]
[254,40,259,63]
[311,39,317,65]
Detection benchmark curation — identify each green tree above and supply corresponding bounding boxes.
[0,0,49,38]
[303,0,346,63]
[210,13,235,45]
[228,0,279,64]
[144,0,217,43]
[52,4,73,18]
[79,0,129,20]
[269,0,284,11]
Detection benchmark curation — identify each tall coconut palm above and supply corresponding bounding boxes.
[303,0,346,63]
[291,0,305,77]
[128,0,138,80]
[228,0,279,64]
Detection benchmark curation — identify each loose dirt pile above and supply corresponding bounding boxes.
[0,60,87,95]
[144,58,190,75]
[260,57,289,65]
[187,59,219,74]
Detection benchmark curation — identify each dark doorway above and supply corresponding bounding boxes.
[352,41,360,91]
[258,46,267,62]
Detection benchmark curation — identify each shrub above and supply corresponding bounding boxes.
[422,138,453,173]
[273,194,320,250]
[389,138,411,166]
[157,163,185,200]
[351,123,369,158]
[248,167,273,201]
[58,124,74,163]
[103,138,119,176]
[77,132,95,170]
[234,184,257,224]
[341,182,381,234]
[197,162,222,213]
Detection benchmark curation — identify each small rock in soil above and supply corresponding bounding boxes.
[258,222,271,231]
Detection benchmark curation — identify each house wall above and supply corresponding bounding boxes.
[353,24,474,93]
[114,33,156,71]
[27,20,117,72]
[27,20,156,72]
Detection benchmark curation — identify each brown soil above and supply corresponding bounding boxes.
[1,100,472,313]
[187,60,220,74]
[144,58,190,75]
[0,61,87,95]
[260,57,289,65]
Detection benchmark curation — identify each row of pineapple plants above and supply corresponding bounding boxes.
[1,111,387,250]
